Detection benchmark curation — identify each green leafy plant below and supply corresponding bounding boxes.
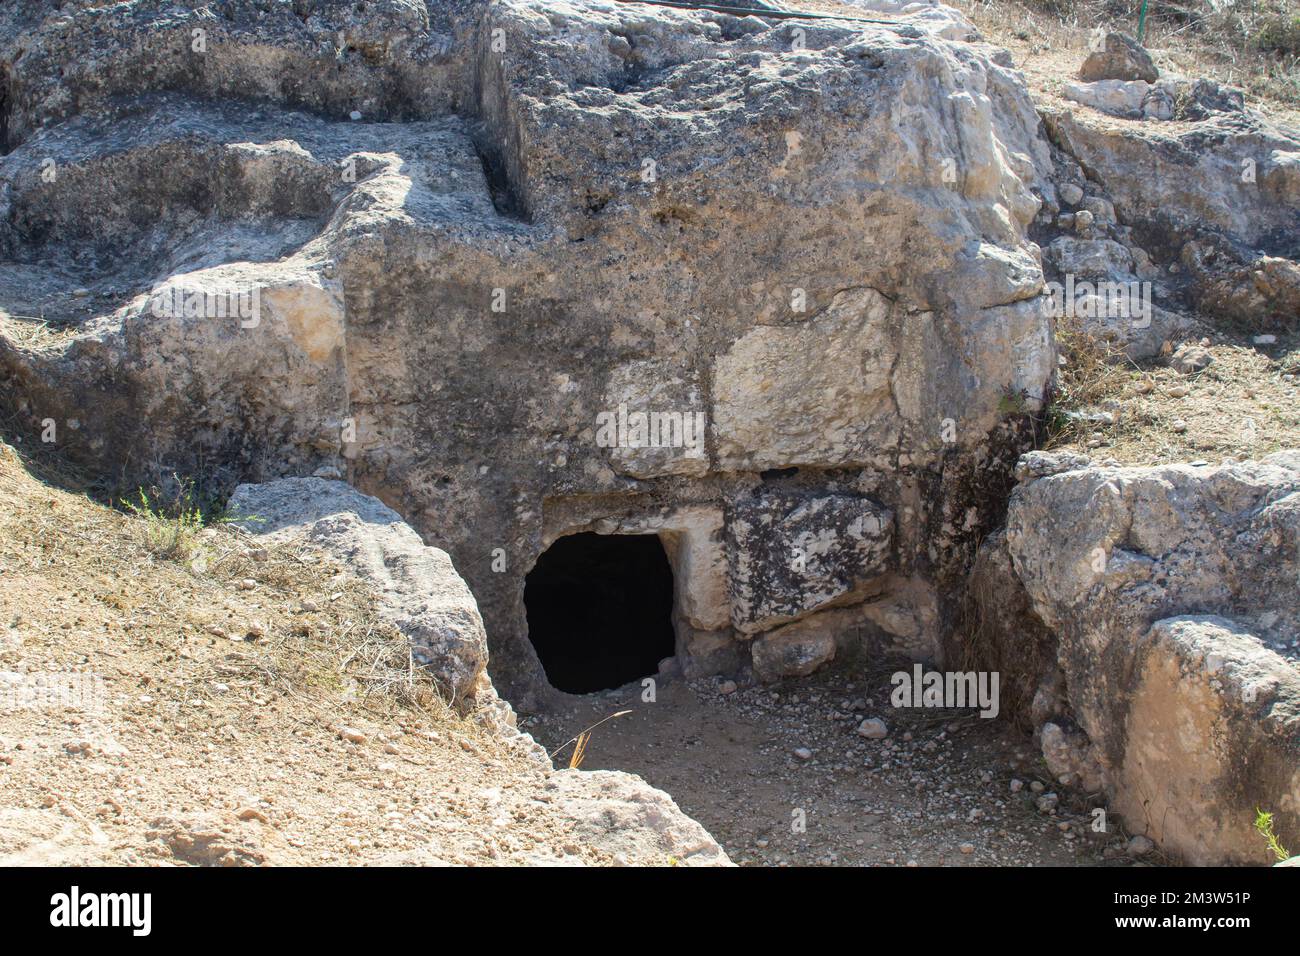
[1253,807,1290,863]
[122,477,210,561]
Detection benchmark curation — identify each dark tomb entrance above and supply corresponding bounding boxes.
[524,532,676,694]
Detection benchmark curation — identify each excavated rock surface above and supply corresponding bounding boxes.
[2,0,1298,869]
[0,0,1058,703]
[964,451,1300,864]
[228,476,492,701]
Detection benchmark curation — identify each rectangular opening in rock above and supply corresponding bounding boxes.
[524,531,676,694]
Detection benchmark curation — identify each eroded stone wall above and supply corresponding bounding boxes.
[0,0,1057,702]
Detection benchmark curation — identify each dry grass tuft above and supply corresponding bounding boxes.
[0,436,470,735]
[1044,325,1300,464]
[1043,318,1141,448]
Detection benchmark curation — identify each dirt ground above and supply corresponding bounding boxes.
[794,1,1299,126]
[529,665,1160,867]
[0,440,636,866]
[1048,329,1300,465]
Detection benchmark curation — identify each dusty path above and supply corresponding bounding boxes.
[530,663,1152,867]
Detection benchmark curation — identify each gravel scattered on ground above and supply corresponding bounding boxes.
[529,664,1162,867]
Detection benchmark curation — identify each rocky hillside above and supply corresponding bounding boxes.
[0,0,1297,868]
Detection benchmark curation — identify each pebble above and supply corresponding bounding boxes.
[856,718,888,739]
[338,727,367,744]
[1170,419,1188,433]
[718,680,738,696]
[1127,834,1155,857]
[793,747,813,761]
[1171,345,1213,374]
[959,842,975,855]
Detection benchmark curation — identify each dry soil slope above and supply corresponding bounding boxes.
[0,440,727,866]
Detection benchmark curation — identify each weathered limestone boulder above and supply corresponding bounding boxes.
[1006,455,1300,634]
[1062,79,1169,122]
[1078,32,1157,84]
[838,1,980,42]
[1118,615,1300,866]
[541,769,732,866]
[751,619,838,682]
[1043,236,1135,278]
[969,451,1300,863]
[1037,232,1191,360]
[1039,720,1104,793]
[1264,149,1300,205]
[1180,242,1300,327]
[1061,76,1248,125]
[726,491,893,634]
[228,477,490,703]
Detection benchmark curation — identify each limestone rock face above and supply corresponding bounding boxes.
[0,0,480,144]
[712,289,898,472]
[1042,106,1300,330]
[1006,455,1300,637]
[228,477,490,702]
[0,0,1060,699]
[1118,615,1300,866]
[971,452,1300,864]
[602,361,708,479]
